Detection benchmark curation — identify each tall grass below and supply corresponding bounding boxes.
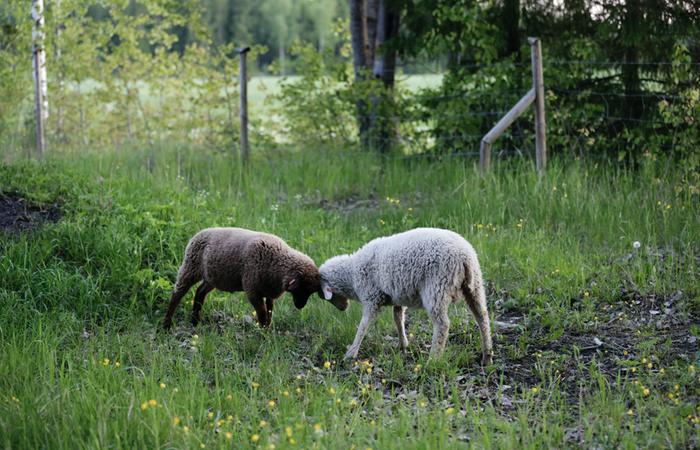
[0,147,698,449]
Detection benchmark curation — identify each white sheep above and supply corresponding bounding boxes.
[319,228,493,364]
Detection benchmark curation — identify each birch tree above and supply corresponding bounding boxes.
[31,0,48,157]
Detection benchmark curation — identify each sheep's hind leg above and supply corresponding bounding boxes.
[163,278,197,330]
[345,303,380,360]
[393,306,409,350]
[464,283,493,365]
[191,282,214,327]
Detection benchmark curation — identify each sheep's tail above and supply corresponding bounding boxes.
[462,259,494,365]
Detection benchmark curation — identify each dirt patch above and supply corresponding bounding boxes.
[317,194,381,212]
[0,191,61,233]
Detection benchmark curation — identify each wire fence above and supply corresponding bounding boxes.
[362,58,698,163]
[2,58,698,165]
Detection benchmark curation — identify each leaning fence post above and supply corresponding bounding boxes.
[529,37,547,175]
[237,47,250,164]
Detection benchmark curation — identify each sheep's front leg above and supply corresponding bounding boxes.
[247,294,269,328]
[393,306,409,350]
[265,297,274,325]
[345,303,380,360]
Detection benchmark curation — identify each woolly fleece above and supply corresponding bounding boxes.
[320,227,493,364]
[163,227,321,329]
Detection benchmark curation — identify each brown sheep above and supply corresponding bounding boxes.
[162,227,324,329]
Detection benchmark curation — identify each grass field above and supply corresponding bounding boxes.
[0,146,698,449]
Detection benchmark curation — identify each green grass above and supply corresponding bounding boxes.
[0,146,698,449]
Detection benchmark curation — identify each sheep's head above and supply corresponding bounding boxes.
[320,279,349,311]
[285,265,321,310]
[319,255,352,311]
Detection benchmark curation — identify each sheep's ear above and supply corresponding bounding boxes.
[286,276,298,291]
[321,281,333,300]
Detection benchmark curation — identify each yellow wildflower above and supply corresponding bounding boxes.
[172,416,181,426]
[268,400,276,408]
[627,409,634,416]
[323,361,331,369]
[328,387,336,395]
[226,394,233,400]
[115,362,120,367]
[283,391,289,397]
[285,426,293,437]
[445,407,455,415]
[101,358,110,366]
[251,434,259,443]
[182,426,189,433]
[140,402,149,411]
[160,383,166,389]
[259,420,268,427]
[252,382,260,389]
[225,432,233,440]
[148,399,157,407]
[643,388,650,397]
[313,423,322,431]
[531,387,540,394]
[208,412,214,419]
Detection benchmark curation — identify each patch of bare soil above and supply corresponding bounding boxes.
[288,287,697,420]
[0,191,61,233]
[317,194,381,212]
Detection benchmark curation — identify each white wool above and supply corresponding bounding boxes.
[320,228,493,364]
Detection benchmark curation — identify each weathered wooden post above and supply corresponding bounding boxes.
[237,47,251,163]
[529,37,547,175]
[31,0,48,158]
[479,38,546,175]
[480,89,536,174]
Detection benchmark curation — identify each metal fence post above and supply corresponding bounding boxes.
[529,37,547,175]
[237,47,250,163]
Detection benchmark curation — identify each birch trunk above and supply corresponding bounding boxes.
[31,0,48,156]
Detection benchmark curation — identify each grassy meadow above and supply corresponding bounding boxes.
[0,146,698,449]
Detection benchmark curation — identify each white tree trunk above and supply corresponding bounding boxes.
[31,0,48,156]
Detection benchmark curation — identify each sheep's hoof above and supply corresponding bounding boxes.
[481,354,494,366]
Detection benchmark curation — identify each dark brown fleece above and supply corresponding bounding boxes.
[163,227,321,329]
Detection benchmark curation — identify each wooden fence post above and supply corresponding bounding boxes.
[31,0,48,158]
[237,47,251,163]
[529,37,547,175]
[479,38,547,175]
